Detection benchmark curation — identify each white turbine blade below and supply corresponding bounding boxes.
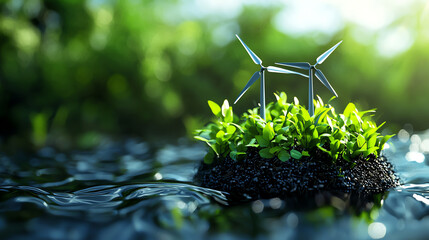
[275,62,311,70]
[316,40,342,65]
[234,71,261,104]
[315,69,338,97]
[267,66,308,78]
[235,34,262,65]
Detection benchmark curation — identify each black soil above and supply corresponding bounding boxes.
[194,147,400,201]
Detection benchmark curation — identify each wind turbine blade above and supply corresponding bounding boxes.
[234,71,261,104]
[316,40,342,65]
[267,66,308,78]
[275,62,311,70]
[314,69,338,97]
[235,34,262,65]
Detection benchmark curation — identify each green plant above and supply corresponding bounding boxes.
[194,92,393,165]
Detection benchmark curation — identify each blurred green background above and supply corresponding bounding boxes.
[1,0,429,150]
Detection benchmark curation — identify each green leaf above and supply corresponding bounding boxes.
[225,107,233,122]
[221,99,230,117]
[330,140,337,153]
[314,107,332,125]
[204,150,215,164]
[226,125,236,135]
[343,103,357,117]
[357,134,366,148]
[274,134,288,143]
[255,135,269,147]
[367,134,377,148]
[269,146,283,154]
[194,135,209,142]
[245,138,259,147]
[312,128,319,139]
[351,149,367,158]
[286,104,294,116]
[302,151,310,157]
[300,110,311,121]
[316,95,324,107]
[378,134,394,153]
[208,101,221,117]
[194,136,219,155]
[259,148,274,159]
[278,150,290,162]
[290,149,302,159]
[317,143,331,155]
[263,122,275,141]
[279,92,287,106]
[277,126,290,135]
[230,151,246,160]
[366,147,379,156]
[347,141,355,151]
[294,97,299,105]
[216,130,225,139]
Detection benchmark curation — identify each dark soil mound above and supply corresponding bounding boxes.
[194,147,400,201]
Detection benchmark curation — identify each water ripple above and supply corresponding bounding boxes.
[1,138,429,239]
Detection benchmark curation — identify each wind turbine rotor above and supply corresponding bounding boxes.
[234,71,261,104]
[275,62,311,70]
[316,40,343,65]
[235,34,263,65]
[314,69,338,97]
[267,66,308,78]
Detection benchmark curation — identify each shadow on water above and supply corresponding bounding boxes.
[1,135,429,239]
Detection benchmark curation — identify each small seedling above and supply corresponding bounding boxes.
[194,92,393,165]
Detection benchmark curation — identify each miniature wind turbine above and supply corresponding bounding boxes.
[276,41,342,116]
[234,34,307,120]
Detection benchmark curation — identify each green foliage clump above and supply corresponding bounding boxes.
[194,92,393,165]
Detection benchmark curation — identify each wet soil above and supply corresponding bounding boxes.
[194,147,400,201]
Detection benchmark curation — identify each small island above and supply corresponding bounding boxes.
[193,93,399,200]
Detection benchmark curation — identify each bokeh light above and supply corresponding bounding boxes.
[1,0,429,150]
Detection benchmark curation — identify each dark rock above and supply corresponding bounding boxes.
[194,147,400,201]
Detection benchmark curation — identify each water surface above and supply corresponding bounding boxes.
[1,132,429,240]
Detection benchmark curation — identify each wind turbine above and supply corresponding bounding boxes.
[276,41,342,116]
[234,34,307,120]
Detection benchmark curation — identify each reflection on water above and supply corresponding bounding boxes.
[1,135,429,239]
